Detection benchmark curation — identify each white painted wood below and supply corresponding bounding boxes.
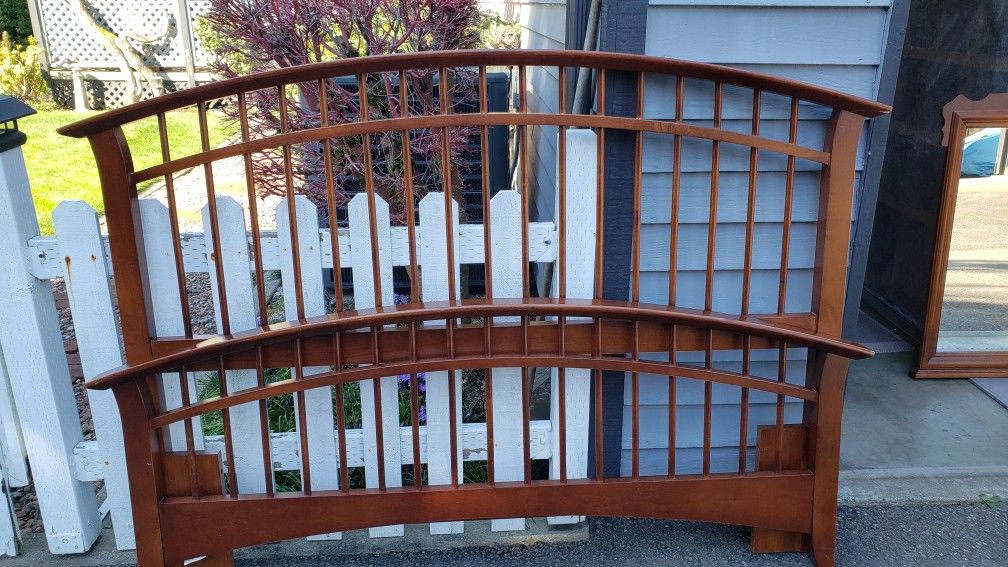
[276,197,341,540]
[26,223,557,281]
[418,192,464,535]
[549,129,596,525]
[202,197,269,494]
[0,345,20,556]
[53,201,135,550]
[0,450,19,555]
[139,200,204,457]
[0,147,101,554]
[487,190,525,532]
[0,343,27,487]
[347,193,403,538]
[73,420,556,479]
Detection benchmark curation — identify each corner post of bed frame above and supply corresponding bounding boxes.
[803,351,850,567]
[88,128,156,364]
[811,110,866,338]
[114,381,167,567]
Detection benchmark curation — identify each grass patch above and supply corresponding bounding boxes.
[20,108,233,234]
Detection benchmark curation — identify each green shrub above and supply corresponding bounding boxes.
[0,32,52,108]
[0,0,31,46]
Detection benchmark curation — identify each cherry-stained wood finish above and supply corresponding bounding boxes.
[916,94,1008,379]
[63,50,887,566]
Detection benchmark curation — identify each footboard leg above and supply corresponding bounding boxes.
[805,353,850,567]
[162,453,236,567]
[750,424,808,554]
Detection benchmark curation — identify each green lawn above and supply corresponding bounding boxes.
[21,109,234,234]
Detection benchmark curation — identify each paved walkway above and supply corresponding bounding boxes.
[233,504,1005,566]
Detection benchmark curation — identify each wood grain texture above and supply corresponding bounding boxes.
[56,50,881,566]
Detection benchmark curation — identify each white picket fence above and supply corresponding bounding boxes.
[0,130,597,556]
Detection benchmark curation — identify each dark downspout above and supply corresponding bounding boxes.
[586,0,648,479]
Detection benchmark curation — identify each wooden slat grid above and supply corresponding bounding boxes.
[51,50,884,566]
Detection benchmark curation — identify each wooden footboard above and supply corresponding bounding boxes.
[60,49,888,566]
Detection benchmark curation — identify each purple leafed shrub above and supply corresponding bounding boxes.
[200,0,483,224]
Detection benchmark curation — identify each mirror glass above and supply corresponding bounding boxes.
[937,126,1008,352]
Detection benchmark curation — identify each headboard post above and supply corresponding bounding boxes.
[113,381,165,565]
[812,110,865,338]
[88,128,155,363]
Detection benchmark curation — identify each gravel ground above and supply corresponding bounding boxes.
[233,504,1008,567]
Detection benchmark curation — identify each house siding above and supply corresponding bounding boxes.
[496,0,893,475]
[623,0,894,475]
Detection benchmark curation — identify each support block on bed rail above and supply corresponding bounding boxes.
[750,424,809,554]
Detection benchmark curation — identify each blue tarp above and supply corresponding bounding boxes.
[961,128,1003,177]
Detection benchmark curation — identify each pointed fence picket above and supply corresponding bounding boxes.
[347,193,405,538]
[203,197,269,495]
[548,129,598,524]
[419,192,465,535]
[140,200,204,457]
[488,190,526,532]
[53,201,134,549]
[277,196,342,541]
[21,158,596,553]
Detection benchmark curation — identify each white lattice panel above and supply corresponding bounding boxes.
[37,0,211,70]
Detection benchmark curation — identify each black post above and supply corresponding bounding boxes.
[587,0,648,479]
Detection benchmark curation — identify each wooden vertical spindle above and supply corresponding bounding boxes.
[155,113,192,337]
[702,330,713,476]
[293,339,312,494]
[741,89,761,317]
[237,93,270,326]
[254,347,274,495]
[198,104,230,334]
[776,341,788,472]
[705,81,723,312]
[177,365,199,499]
[669,75,684,306]
[277,85,305,320]
[632,72,644,303]
[216,356,238,497]
[593,318,603,480]
[739,335,751,474]
[359,74,384,310]
[594,68,606,299]
[318,79,345,308]
[399,70,419,305]
[779,97,799,315]
[371,329,387,491]
[332,334,350,492]
[521,317,531,485]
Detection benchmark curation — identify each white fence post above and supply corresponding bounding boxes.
[419,192,464,535]
[0,342,27,488]
[347,193,404,538]
[0,138,101,553]
[203,197,269,494]
[549,129,597,525]
[0,441,19,556]
[276,196,341,540]
[53,201,134,549]
[488,190,526,532]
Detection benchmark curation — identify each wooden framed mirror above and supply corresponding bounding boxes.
[916,94,1008,378]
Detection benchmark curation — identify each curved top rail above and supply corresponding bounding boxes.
[58,49,890,139]
[87,298,873,391]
